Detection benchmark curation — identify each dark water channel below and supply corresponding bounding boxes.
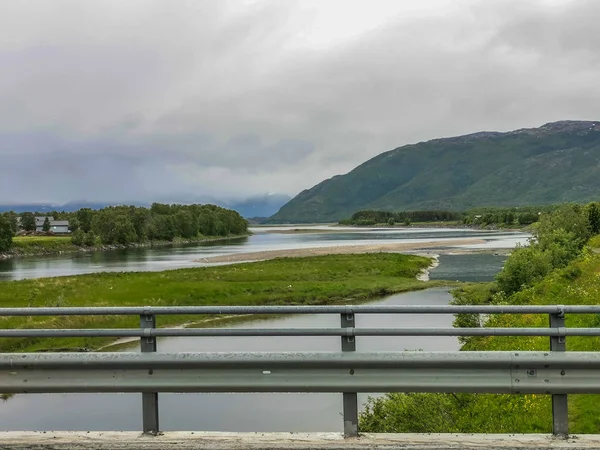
[0,288,459,432]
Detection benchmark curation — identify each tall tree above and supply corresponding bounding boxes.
[586,202,600,235]
[131,208,151,242]
[42,217,51,232]
[4,211,18,233]
[76,208,94,233]
[0,216,13,252]
[68,218,80,233]
[20,212,36,232]
[175,210,197,238]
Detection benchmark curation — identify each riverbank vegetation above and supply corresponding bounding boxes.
[360,202,600,434]
[339,205,568,228]
[0,203,249,257]
[0,253,436,353]
[339,210,463,226]
[11,236,76,254]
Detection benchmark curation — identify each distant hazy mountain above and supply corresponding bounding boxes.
[0,201,143,213]
[0,194,292,218]
[221,194,292,218]
[268,120,600,223]
[0,203,65,213]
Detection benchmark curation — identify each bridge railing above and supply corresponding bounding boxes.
[1,304,600,437]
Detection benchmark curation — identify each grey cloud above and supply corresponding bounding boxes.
[0,129,316,203]
[1,0,599,204]
[490,0,600,58]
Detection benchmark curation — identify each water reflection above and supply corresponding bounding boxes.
[0,228,528,282]
[430,253,508,283]
[0,288,458,432]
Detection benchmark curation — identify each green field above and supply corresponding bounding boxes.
[13,236,70,242]
[11,235,76,254]
[360,250,600,434]
[0,253,437,353]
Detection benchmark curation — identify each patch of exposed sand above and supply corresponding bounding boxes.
[196,239,486,264]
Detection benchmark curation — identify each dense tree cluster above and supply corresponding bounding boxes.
[495,203,595,295]
[340,206,564,227]
[340,210,463,226]
[20,212,36,231]
[0,203,248,249]
[461,206,555,226]
[73,203,248,246]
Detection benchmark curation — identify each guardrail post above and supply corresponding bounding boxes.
[550,308,568,437]
[140,313,159,435]
[341,310,358,437]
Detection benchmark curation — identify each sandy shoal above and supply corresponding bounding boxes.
[196,238,486,263]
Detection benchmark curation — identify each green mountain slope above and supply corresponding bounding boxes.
[269,121,600,223]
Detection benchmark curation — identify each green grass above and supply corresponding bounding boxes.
[588,234,600,248]
[13,236,71,242]
[5,233,250,257]
[11,236,76,253]
[0,253,437,353]
[455,249,600,434]
[361,246,600,434]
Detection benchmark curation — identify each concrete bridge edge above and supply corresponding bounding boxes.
[1,432,599,450]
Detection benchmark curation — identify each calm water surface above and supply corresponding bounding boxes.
[0,227,526,431]
[0,226,528,281]
[0,288,459,432]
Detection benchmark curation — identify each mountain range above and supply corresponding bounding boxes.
[268,120,600,223]
[0,194,291,219]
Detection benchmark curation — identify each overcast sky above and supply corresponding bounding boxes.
[1,0,599,204]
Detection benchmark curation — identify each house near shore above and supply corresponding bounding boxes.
[16,216,70,234]
[35,217,70,234]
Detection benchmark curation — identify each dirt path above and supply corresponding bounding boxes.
[196,238,486,263]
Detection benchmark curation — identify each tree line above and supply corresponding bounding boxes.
[0,203,248,251]
[339,205,565,227]
[340,210,464,226]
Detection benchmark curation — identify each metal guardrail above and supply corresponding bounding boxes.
[0,304,595,437]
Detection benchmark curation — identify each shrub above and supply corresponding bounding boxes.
[84,231,97,247]
[71,229,85,246]
[495,244,552,295]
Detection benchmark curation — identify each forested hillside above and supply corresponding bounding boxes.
[269,121,600,223]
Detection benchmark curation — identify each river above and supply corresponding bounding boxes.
[0,288,461,432]
[0,226,528,281]
[0,227,528,432]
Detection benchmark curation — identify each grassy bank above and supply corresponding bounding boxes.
[453,250,600,434]
[12,236,75,253]
[360,249,600,434]
[3,234,249,258]
[0,253,437,353]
